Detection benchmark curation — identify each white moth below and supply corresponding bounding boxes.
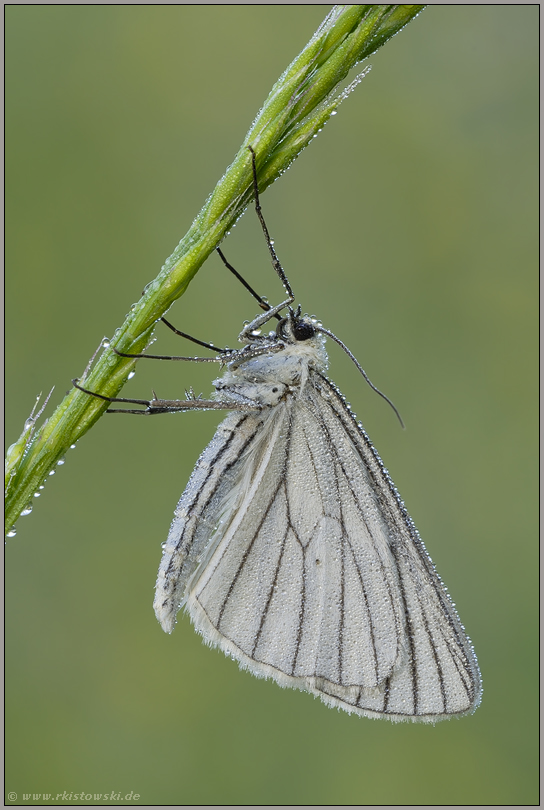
[76,148,481,722]
[152,308,481,723]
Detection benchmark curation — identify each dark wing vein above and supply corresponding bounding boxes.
[216,477,283,629]
[216,412,294,630]
[341,521,380,687]
[251,507,290,658]
[291,547,306,676]
[339,524,345,686]
[413,588,447,713]
[301,396,397,684]
[386,542,418,714]
[165,413,258,577]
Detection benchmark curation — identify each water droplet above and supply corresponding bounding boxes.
[57,458,66,466]
[6,527,16,537]
[102,339,111,348]
[49,469,55,476]
[34,492,41,498]
[21,503,33,516]
[70,444,76,449]
[127,371,136,380]
[331,110,337,116]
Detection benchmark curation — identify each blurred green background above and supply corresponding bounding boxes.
[6,6,537,805]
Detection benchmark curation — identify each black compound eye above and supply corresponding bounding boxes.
[293,321,316,341]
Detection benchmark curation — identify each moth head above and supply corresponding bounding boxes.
[276,307,316,343]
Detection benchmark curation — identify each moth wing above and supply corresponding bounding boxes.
[185,389,406,697]
[310,373,482,721]
[156,375,481,723]
[154,409,278,633]
[178,390,434,719]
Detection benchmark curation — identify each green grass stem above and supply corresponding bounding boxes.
[5,5,425,534]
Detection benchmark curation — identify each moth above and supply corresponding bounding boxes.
[75,147,481,722]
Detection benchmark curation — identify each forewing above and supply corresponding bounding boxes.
[309,372,482,721]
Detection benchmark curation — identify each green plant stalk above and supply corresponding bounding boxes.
[5,4,425,534]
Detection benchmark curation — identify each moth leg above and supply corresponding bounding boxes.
[234,146,295,341]
[247,144,294,299]
[238,297,294,341]
[216,246,282,322]
[72,379,262,415]
[160,317,228,354]
[110,346,222,363]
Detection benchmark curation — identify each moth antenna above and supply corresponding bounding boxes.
[315,325,405,429]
